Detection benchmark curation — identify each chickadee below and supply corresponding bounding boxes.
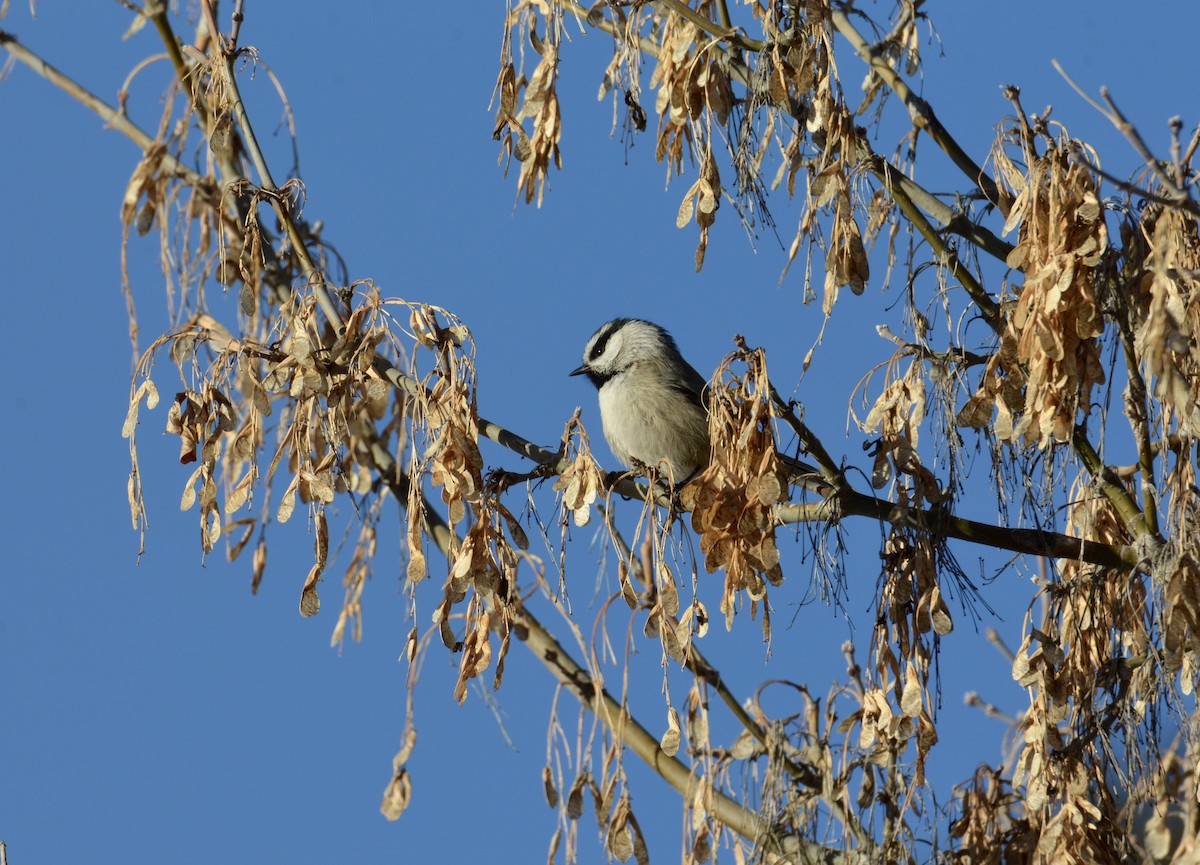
[570,318,710,482]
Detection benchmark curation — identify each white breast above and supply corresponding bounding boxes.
[597,371,709,481]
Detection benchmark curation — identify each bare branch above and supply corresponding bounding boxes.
[0,28,200,184]
[1054,59,1199,216]
[775,485,1139,571]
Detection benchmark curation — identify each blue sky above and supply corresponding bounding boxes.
[2,3,1196,863]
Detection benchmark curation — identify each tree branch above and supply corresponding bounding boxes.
[547,0,1017,267]
[1070,425,1155,544]
[775,487,1140,570]
[866,152,1015,263]
[1053,59,1199,216]
[1116,313,1161,539]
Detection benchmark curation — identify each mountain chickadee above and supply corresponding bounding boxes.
[570,318,711,482]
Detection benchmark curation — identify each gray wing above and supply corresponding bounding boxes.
[670,358,709,410]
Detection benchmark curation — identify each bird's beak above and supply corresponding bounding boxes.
[569,364,588,377]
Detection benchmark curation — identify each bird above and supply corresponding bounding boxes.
[570,318,711,482]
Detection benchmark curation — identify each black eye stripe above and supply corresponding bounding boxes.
[589,318,631,362]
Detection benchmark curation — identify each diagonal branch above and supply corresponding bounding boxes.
[1053,59,1200,217]
[517,599,861,864]
[0,28,202,185]
[1071,426,1156,544]
[864,152,1002,328]
[829,6,1003,214]
[866,151,1014,264]
[654,0,763,52]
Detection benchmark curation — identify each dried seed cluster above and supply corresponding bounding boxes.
[960,136,1108,446]
[681,342,789,638]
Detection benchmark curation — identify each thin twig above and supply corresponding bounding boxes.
[1100,85,1193,205]
[10,7,1143,577]
[870,153,1015,262]
[1070,426,1156,545]
[1117,319,1160,539]
[713,0,732,30]
[229,0,246,50]
[1180,121,1200,167]
[1064,140,1200,218]
[596,502,871,843]
[1054,59,1198,213]
[200,0,222,55]
[546,0,1016,265]
[516,599,855,864]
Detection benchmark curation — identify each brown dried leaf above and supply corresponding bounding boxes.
[607,803,634,862]
[407,551,426,583]
[567,773,586,820]
[629,812,650,865]
[300,562,321,617]
[496,500,529,550]
[251,539,267,594]
[901,662,922,717]
[180,465,202,512]
[121,379,156,438]
[277,476,298,524]
[930,586,954,635]
[661,707,681,756]
[380,768,411,821]
[661,617,685,664]
[677,181,699,228]
[692,601,709,639]
[729,729,760,760]
[1011,633,1033,681]
[856,764,876,809]
[659,565,679,617]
